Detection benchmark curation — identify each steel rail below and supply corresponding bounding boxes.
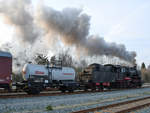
[0,86,149,99]
[71,96,150,113]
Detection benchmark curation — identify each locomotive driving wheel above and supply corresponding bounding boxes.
[25,87,40,95]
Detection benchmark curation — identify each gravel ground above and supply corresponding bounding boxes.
[129,105,150,113]
[1,87,150,113]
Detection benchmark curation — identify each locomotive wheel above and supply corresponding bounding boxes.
[138,83,142,87]
[107,86,111,90]
[84,86,88,91]
[61,89,66,93]
[26,90,32,95]
[4,85,12,92]
[91,88,96,91]
[33,89,40,95]
[98,88,103,91]
[98,85,104,91]
[26,89,40,95]
[68,89,74,93]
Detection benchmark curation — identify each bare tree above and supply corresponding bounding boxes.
[50,55,56,66]
[34,54,48,65]
[141,62,150,83]
[58,50,74,67]
[148,65,150,70]
[141,62,146,70]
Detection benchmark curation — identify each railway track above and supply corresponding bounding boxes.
[0,84,149,99]
[0,86,149,99]
[72,96,150,113]
[0,89,118,99]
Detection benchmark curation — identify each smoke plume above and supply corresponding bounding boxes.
[0,0,39,43]
[0,40,48,73]
[0,0,136,70]
[35,6,136,63]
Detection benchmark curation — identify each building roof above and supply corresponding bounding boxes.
[0,51,12,58]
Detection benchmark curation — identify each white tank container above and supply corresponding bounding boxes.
[22,63,76,81]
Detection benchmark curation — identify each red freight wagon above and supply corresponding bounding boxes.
[0,51,12,90]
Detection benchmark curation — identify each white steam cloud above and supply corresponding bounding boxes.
[0,0,137,72]
[0,0,39,43]
[35,5,136,63]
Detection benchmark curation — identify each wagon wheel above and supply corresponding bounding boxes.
[68,89,74,93]
[61,89,66,93]
[26,88,40,95]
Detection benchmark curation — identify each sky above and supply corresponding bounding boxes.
[0,0,150,66]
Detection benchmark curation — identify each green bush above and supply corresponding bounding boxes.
[46,105,53,111]
[12,73,23,82]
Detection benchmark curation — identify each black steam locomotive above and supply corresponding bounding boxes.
[78,63,142,90]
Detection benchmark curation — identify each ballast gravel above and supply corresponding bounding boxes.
[1,87,150,113]
[130,105,150,113]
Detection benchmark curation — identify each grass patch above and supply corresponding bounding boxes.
[142,92,150,95]
[46,105,53,111]
[60,104,65,106]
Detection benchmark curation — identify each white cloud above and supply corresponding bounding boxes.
[0,17,14,45]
